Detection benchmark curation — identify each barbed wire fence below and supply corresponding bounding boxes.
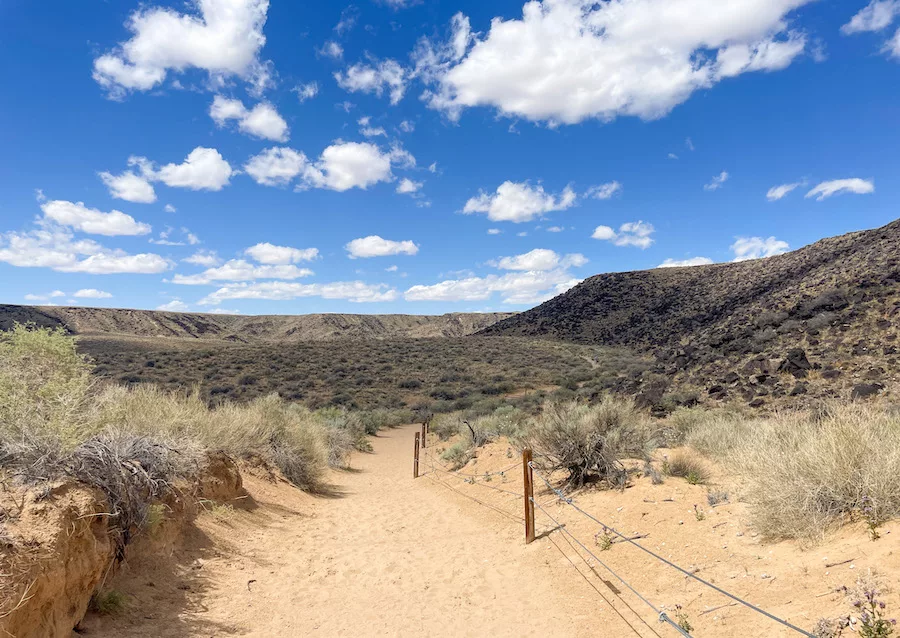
[412,421,818,638]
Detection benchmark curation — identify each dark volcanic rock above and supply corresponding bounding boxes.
[778,348,811,378]
[851,383,884,400]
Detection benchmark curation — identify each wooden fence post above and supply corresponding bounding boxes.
[413,432,421,479]
[421,422,427,448]
[523,448,535,544]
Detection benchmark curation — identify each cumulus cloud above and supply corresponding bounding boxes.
[73,289,113,299]
[842,0,900,34]
[592,221,655,248]
[209,96,289,141]
[805,178,875,201]
[157,299,190,312]
[346,236,419,258]
[586,181,623,200]
[244,141,413,191]
[463,181,576,223]
[164,204,177,213]
[766,182,802,201]
[293,82,319,102]
[110,148,233,195]
[731,236,790,261]
[320,41,344,59]
[414,0,813,125]
[0,226,170,274]
[336,59,407,104]
[24,290,66,302]
[98,170,157,203]
[93,0,272,98]
[657,257,714,268]
[172,259,314,285]
[184,250,222,267]
[396,178,423,195]
[199,280,397,304]
[704,171,730,191]
[491,248,587,271]
[40,200,151,236]
[153,147,234,190]
[405,269,581,305]
[244,242,319,264]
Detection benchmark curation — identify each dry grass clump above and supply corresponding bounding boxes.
[663,450,711,485]
[0,324,360,538]
[685,403,900,541]
[525,397,655,489]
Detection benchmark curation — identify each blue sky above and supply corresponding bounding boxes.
[1,0,898,315]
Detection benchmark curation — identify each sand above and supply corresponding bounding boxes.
[83,425,900,637]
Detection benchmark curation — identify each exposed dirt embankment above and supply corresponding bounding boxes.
[0,453,244,638]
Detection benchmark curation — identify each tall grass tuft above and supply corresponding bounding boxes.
[688,403,900,541]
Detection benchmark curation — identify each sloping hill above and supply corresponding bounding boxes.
[483,219,900,404]
[0,306,515,343]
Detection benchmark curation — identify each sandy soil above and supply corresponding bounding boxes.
[82,425,900,638]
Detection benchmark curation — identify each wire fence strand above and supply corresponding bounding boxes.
[529,463,817,638]
[531,498,692,637]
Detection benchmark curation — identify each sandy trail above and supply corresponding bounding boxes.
[89,425,650,637]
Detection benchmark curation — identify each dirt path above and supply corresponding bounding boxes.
[90,425,655,637]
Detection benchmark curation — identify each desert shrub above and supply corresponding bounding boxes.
[663,450,710,485]
[430,413,463,440]
[699,404,900,541]
[90,589,128,615]
[316,407,370,454]
[525,397,655,489]
[0,324,93,450]
[441,440,473,470]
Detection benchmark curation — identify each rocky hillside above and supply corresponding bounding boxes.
[483,218,900,406]
[0,306,515,343]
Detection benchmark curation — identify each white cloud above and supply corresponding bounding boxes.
[209,96,289,142]
[40,200,151,236]
[842,1,900,34]
[208,307,242,314]
[24,290,66,302]
[492,248,587,271]
[487,228,501,235]
[293,82,319,102]
[73,289,113,299]
[164,204,177,213]
[657,257,714,268]
[592,221,655,248]
[245,141,412,192]
[704,171,730,191]
[415,1,812,124]
[399,120,415,133]
[93,0,271,98]
[546,226,563,232]
[0,227,170,274]
[320,41,344,59]
[396,178,423,194]
[731,236,790,261]
[121,147,233,192]
[243,147,309,187]
[335,59,407,104]
[172,260,314,285]
[361,126,387,137]
[805,178,875,201]
[149,226,199,246]
[346,235,419,258]
[334,6,360,35]
[405,269,581,305]
[385,265,399,272]
[668,153,679,160]
[157,299,189,312]
[766,182,802,201]
[586,181,622,200]
[184,250,221,267]
[199,281,397,304]
[244,242,319,264]
[98,170,157,203]
[463,181,576,223]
